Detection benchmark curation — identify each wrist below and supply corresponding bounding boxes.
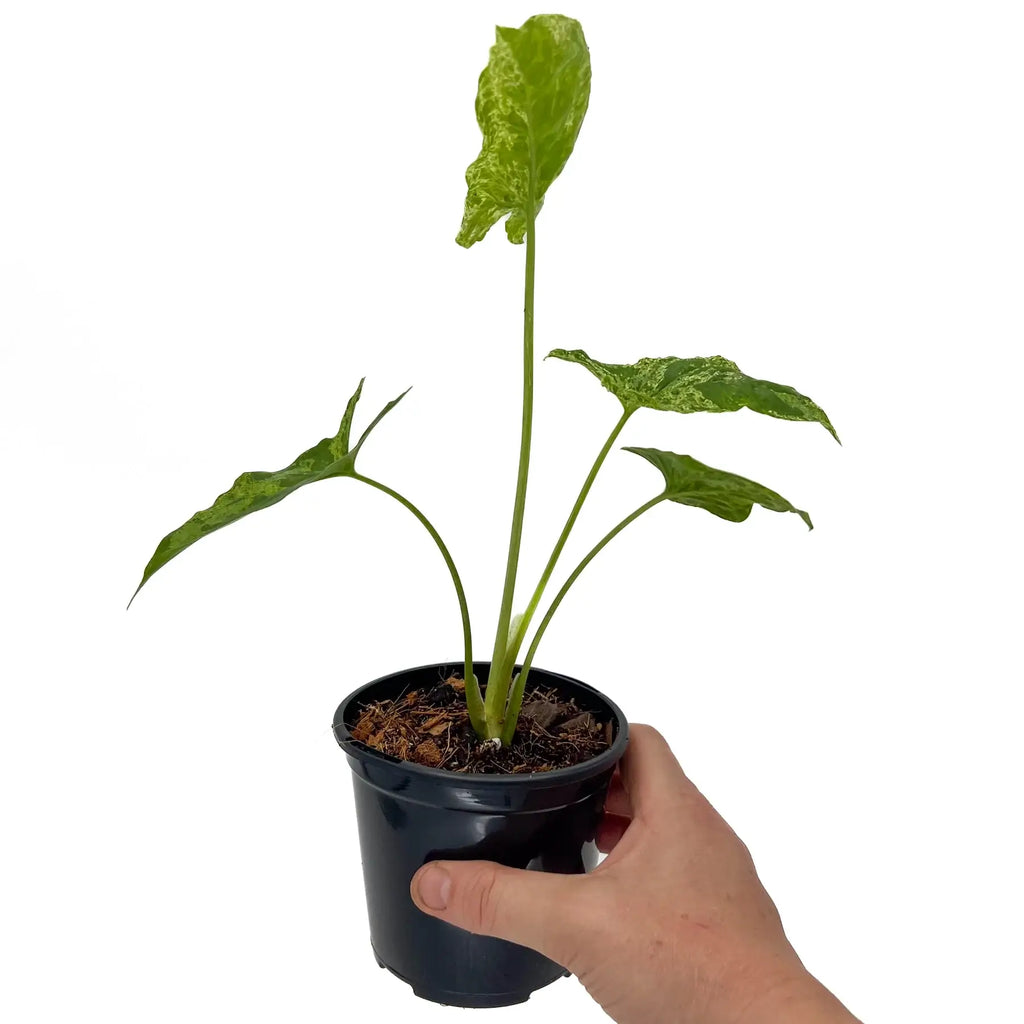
[739,968,860,1024]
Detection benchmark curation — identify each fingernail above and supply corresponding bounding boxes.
[416,865,452,911]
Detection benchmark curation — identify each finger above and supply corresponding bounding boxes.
[410,860,590,966]
[595,813,631,854]
[619,723,698,817]
[602,770,632,819]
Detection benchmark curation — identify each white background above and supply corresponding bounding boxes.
[2,1,1021,1021]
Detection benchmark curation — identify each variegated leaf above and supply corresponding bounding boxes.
[456,14,590,247]
[549,349,839,442]
[131,380,408,601]
[627,447,813,529]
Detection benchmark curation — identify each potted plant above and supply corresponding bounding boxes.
[132,13,838,1009]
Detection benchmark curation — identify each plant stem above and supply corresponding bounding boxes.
[504,407,633,667]
[354,473,485,734]
[500,495,666,746]
[485,204,537,736]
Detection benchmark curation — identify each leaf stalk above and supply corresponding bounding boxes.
[485,202,537,736]
[354,473,484,733]
[504,406,634,669]
[500,494,665,746]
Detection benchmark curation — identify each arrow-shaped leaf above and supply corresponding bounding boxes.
[456,15,591,247]
[131,379,408,601]
[549,349,839,442]
[627,446,813,530]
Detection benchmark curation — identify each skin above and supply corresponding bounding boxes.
[410,724,861,1024]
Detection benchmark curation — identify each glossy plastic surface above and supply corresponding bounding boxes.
[333,662,628,1007]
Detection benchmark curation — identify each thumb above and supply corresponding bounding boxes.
[410,860,589,966]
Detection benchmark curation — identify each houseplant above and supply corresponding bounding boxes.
[132,13,838,1008]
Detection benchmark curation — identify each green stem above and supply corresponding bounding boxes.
[500,495,666,746]
[354,473,485,734]
[504,407,633,667]
[486,204,537,735]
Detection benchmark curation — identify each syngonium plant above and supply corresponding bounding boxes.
[132,15,838,748]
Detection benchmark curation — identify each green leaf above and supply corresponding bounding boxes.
[456,14,591,247]
[548,349,839,442]
[626,447,813,530]
[131,380,408,602]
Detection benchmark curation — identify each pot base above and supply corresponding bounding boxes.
[372,945,571,1008]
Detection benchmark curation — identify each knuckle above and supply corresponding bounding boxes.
[464,865,501,935]
[630,722,663,742]
[735,834,754,863]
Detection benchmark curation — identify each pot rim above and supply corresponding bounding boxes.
[333,660,629,787]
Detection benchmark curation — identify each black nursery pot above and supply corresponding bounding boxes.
[333,661,628,1008]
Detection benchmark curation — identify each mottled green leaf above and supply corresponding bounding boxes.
[456,14,590,247]
[549,349,839,442]
[627,447,813,529]
[131,380,408,601]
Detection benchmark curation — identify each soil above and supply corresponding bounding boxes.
[348,675,612,773]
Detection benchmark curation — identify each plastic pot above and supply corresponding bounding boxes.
[333,661,628,1008]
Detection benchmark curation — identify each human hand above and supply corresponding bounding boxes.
[410,724,860,1024]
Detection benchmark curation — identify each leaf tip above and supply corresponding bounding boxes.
[127,568,152,609]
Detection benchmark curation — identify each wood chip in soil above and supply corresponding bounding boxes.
[346,675,611,773]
